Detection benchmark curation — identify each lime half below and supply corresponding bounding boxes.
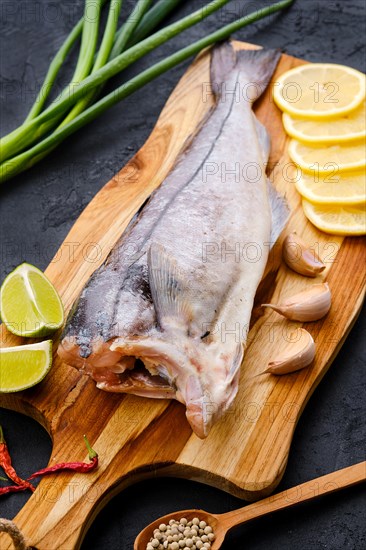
[0,340,53,392]
[0,263,64,337]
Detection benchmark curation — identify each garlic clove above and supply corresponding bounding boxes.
[264,328,315,375]
[262,283,331,322]
[283,232,325,277]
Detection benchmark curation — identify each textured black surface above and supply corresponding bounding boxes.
[0,1,365,549]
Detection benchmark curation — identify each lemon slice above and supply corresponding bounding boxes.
[302,200,366,235]
[0,340,53,393]
[295,171,366,205]
[283,103,366,144]
[288,139,366,174]
[0,263,64,337]
[274,63,365,119]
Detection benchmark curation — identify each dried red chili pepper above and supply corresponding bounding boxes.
[0,426,35,492]
[27,435,98,480]
[0,484,29,496]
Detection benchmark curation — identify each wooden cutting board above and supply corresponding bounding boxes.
[0,41,365,549]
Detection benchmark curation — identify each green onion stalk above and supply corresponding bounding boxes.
[1,0,232,162]
[110,0,153,58]
[59,0,125,127]
[24,0,111,121]
[74,0,184,113]
[3,0,113,157]
[25,0,105,125]
[0,0,294,183]
[25,0,182,124]
[22,1,184,167]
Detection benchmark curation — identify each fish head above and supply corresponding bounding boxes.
[178,340,243,439]
[110,335,243,439]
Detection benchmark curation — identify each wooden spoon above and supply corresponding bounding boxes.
[134,461,365,549]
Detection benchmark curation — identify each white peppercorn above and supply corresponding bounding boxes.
[146,516,215,550]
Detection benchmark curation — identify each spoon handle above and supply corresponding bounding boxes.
[220,461,366,530]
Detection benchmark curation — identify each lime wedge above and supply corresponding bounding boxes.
[0,263,64,337]
[0,340,53,392]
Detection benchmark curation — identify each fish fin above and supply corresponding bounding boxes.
[148,243,192,329]
[254,115,271,164]
[267,179,290,245]
[210,41,281,103]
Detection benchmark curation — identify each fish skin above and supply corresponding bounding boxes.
[58,42,288,438]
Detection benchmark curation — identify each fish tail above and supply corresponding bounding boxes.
[210,41,281,103]
[210,40,237,89]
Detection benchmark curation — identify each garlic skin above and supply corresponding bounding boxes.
[264,329,315,375]
[262,283,331,322]
[283,232,325,277]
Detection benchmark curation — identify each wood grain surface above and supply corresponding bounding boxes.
[0,41,365,550]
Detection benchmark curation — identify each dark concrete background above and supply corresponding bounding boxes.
[0,1,365,548]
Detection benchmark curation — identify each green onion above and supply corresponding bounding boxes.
[24,20,84,122]
[59,0,183,126]
[2,0,185,175]
[61,0,181,126]
[48,0,105,131]
[23,0,176,122]
[110,0,153,58]
[0,0,232,162]
[0,0,294,183]
[1,0,104,161]
[93,0,124,68]
[67,0,104,91]
[24,0,110,122]
[66,0,162,123]
[59,0,123,127]
[123,0,183,48]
